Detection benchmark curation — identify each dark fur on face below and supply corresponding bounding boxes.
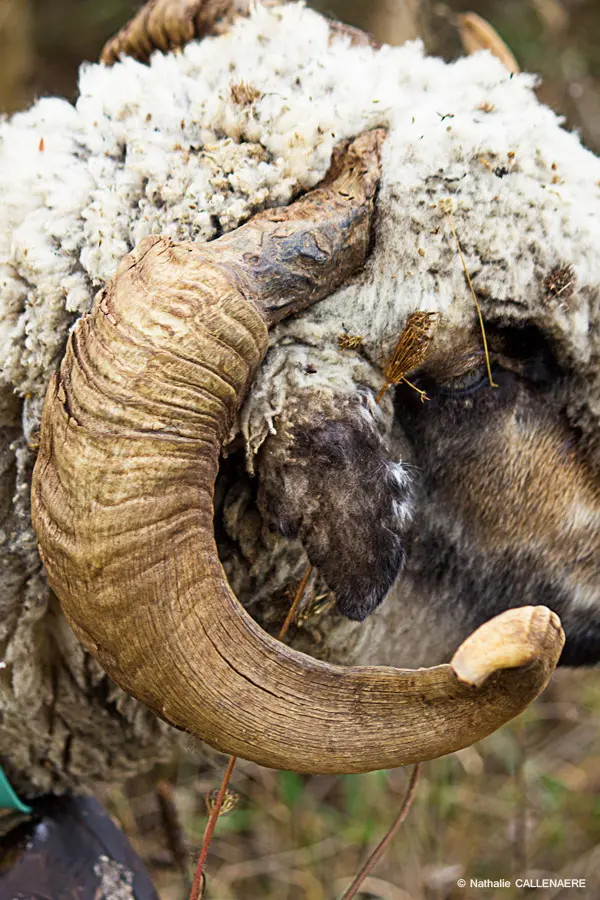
[394,321,600,666]
[257,391,413,620]
[239,318,600,667]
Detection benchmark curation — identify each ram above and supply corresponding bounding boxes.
[0,0,597,820]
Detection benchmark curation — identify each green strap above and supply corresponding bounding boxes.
[0,766,32,814]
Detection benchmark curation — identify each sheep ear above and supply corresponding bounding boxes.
[257,391,413,621]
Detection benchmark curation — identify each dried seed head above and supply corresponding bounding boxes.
[338,333,364,351]
[230,81,261,106]
[544,264,576,308]
[297,592,335,626]
[376,312,439,404]
[205,789,239,816]
[383,312,439,386]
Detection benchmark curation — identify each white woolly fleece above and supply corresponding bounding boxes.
[2,2,600,447]
[1,1,600,792]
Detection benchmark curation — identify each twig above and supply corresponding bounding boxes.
[446,213,497,388]
[189,565,314,899]
[335,876,414,900]
[338,763,422,900]
[156,780,192,895]
[513,718,528,877]
[216,835,347,883]
[280,564,313,639]
[189,754,237,900]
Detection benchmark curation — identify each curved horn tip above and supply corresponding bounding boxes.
[450,606,565,689]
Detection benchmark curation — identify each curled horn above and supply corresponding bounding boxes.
[31,131,564,774]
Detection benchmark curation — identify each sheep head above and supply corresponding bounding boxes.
[30,129,564,775]
[255,309,600,672]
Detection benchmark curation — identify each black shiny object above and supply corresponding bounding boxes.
[0,793,159,899]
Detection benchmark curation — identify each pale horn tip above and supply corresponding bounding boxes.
[450,606,565,689]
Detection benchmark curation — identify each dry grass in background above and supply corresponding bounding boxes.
[1,1,600,897]
[101,669,600,899]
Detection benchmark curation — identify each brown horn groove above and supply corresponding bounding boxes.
[31,130,564,774]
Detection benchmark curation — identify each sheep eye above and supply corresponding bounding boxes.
[438,364,494,397]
